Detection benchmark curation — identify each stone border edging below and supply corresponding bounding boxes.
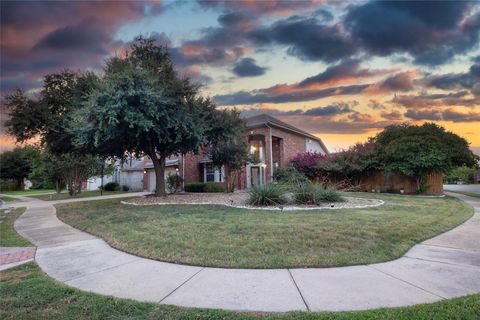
[120,197,384,211]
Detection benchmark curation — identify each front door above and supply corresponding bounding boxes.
[251,166,260,187]
[248,165,265,187]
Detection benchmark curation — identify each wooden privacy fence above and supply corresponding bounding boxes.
[359,171,443,194]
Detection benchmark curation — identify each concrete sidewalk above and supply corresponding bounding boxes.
[10,192,480,312]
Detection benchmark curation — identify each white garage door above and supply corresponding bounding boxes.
[148,168,177,192]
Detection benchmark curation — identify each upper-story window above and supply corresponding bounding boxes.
[250,140,264,162]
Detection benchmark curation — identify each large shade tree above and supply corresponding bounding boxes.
[5,71,105,196]
[74,38,231,196]
[374,123,478,191]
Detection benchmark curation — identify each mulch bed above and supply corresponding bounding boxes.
[123,192,384,210]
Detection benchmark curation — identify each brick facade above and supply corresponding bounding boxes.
[140,115,327,190]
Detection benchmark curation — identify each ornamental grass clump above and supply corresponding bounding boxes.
[293,183,344,205]
[248,184,287,206]
[316,186,345,202]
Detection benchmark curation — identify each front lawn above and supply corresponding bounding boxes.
[1,263,479,320]
[0,207,32,247]
[56,193,473,268]
[29,190,130,201]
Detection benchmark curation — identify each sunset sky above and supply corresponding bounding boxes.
[1,0,479,154]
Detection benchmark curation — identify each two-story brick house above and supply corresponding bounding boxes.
[138,114,328,192]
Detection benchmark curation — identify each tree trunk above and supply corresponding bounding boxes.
[16,178,24,191]
[55,180,62,193]
[415,176,421,193]
[100,162,104,196]
[151,155,166,197]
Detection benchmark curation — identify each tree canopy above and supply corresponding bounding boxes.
[374,123,478,189]
[6,71,99,154]
[0,147,36,190]
[73,37,240,196]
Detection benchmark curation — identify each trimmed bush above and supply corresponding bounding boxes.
[185,182,205,192]
[121,185,130,192]
[204,183,226,193]
[103,182,120,191]
[248,184,286,206]
[273,167,309,187]
[293,183,344,205]
[185,182,225,193]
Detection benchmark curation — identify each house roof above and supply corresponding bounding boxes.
[244,114,329,154]
[122,159,179,171]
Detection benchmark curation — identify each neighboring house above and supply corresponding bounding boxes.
[137,114,328,192]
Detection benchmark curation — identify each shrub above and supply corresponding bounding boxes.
[291,152,327,179]
[273,167,309,186]
[316,186,344,202]
[184,182,205,192]
[103,182,120,191]
[248,184,286,206]
[121,185,130,192]
[185,182,225,193]
[293,183,344,205]
[204,183,226,193]
[166,174,183,193]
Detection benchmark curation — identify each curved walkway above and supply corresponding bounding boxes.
[8,192,480,312]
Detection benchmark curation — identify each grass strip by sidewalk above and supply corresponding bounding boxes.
[1,189,55,196]
[0,195,22,203]
[28,190,130,201]
[0,207,32,247]
[445,190,480,199]
[1,262,479,320]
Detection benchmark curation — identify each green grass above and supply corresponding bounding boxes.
[1,263,479,320]
[0,195,22,203]
[444,190,480,199]
[29,190,130,201]
[56,193,473,269]
[1,189,55,195]
[0,207,32,247]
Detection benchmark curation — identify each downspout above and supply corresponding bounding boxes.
[182,153,185,191]
[266,124,274,183]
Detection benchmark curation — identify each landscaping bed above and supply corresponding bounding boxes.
[56,194,473,269]
[125,192,383,210]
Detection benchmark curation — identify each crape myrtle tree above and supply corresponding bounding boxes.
[74,38,233,196]
[209,109,250,192]
[5,71,104,196]
[316,142,380,186]
[373,123,478,192]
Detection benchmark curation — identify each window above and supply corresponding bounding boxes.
[249,140,264,162]
[203,163,224,183]
[205,163,215,182]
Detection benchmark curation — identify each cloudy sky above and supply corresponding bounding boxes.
[1,0,479,153]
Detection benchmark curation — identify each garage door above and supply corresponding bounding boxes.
[148,168,177,192]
